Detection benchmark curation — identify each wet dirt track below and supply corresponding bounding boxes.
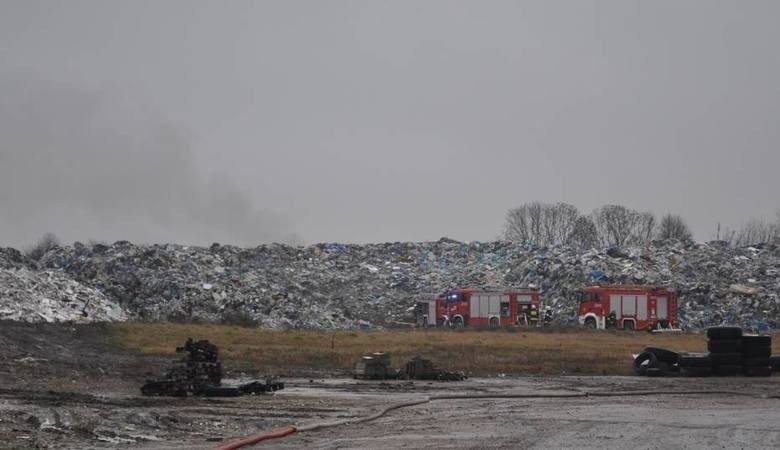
[2,323,779,449]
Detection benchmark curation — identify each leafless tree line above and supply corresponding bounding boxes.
[504,202,691,248]
[505,203,780,248]
[719,212,780,247]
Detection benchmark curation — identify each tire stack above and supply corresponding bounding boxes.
[678,352,712,377]
[741,334,772,377]
[707,327,743,376]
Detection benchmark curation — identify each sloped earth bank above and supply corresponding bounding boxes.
[2,323,780,449]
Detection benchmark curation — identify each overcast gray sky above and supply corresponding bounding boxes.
[1,0,778,247]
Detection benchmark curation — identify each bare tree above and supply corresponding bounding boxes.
[504,202,580,247]
[591,205,656,246]
[732,217,780,246]
[567,215,599,249]
[24,232,61,260]
[657,214,693,240]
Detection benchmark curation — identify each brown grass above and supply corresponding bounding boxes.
[108,323,779,376]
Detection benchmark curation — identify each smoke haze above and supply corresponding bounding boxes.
[1,1,779,247]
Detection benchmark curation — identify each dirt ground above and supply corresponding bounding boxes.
[1,322,779,449]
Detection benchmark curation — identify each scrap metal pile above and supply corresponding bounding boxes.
[633,327,780,377]
[2,239,780,330]
[354,353,467,381]
[140,338,283,397]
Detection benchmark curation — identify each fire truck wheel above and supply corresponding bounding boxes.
[584,317,597,329]
[489,317,499,328]
[623,320,635,331]
[451,317,464,328]
[633,351,658,376]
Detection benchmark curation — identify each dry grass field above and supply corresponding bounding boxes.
[107,323,780,376]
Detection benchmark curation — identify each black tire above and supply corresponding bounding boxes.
[584,317,597,329]
[741,346,771,358]
[680,366,712,377]
[741,356,771,367]
[489,317,500,328]
[707,339,741,353]
[623,320,635,331]
[706,327,743,340]
[741,335,772,348]
[770,355,780,370]
[678,352,712,368]
[713,365,742,376]
[633,351,659,376]
[452,317,464,328]
[743,365,772,377]
[710,353,741,366]
[643,347,680,365]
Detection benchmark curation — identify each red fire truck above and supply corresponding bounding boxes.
[577,285,679,331]
[415,288,542,328]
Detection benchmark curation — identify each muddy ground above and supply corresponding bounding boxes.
[1,322,779,449]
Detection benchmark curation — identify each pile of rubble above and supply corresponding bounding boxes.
[1,238,778,329]
[140,338,283,397]
[0,247,126,322]
[354,352,467,381]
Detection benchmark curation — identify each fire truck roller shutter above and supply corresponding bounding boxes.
[488,295,501,316]
[656,297,668,319]
[470,295,481,318]
[636,295,648,320]
[609,294,622,318]
[518,295,532,304]
[479,295,489,317]
[622,295,637,316]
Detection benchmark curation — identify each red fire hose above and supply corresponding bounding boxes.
[216,426,297,450]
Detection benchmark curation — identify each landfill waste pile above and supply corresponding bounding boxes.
[633,327,778,377]
[0,238,779,329]
[0,248,126,322]
[140,338,284,397]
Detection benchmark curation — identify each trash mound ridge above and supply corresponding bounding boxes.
[1,239,778,329]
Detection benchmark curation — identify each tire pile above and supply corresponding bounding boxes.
[634,327,780,377]
[140,338,284,396]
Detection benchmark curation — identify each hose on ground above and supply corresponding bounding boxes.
[216,426,296,450]
[215,389,778,449]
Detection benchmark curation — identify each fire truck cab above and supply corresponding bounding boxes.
[578,285,678,331]
[416,288,542,328]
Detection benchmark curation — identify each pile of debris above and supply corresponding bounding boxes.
[1,238,779,329]
[633,327,780,377]
[0,267,126,323]
[141,338,283,397]
[354,353,466,381]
